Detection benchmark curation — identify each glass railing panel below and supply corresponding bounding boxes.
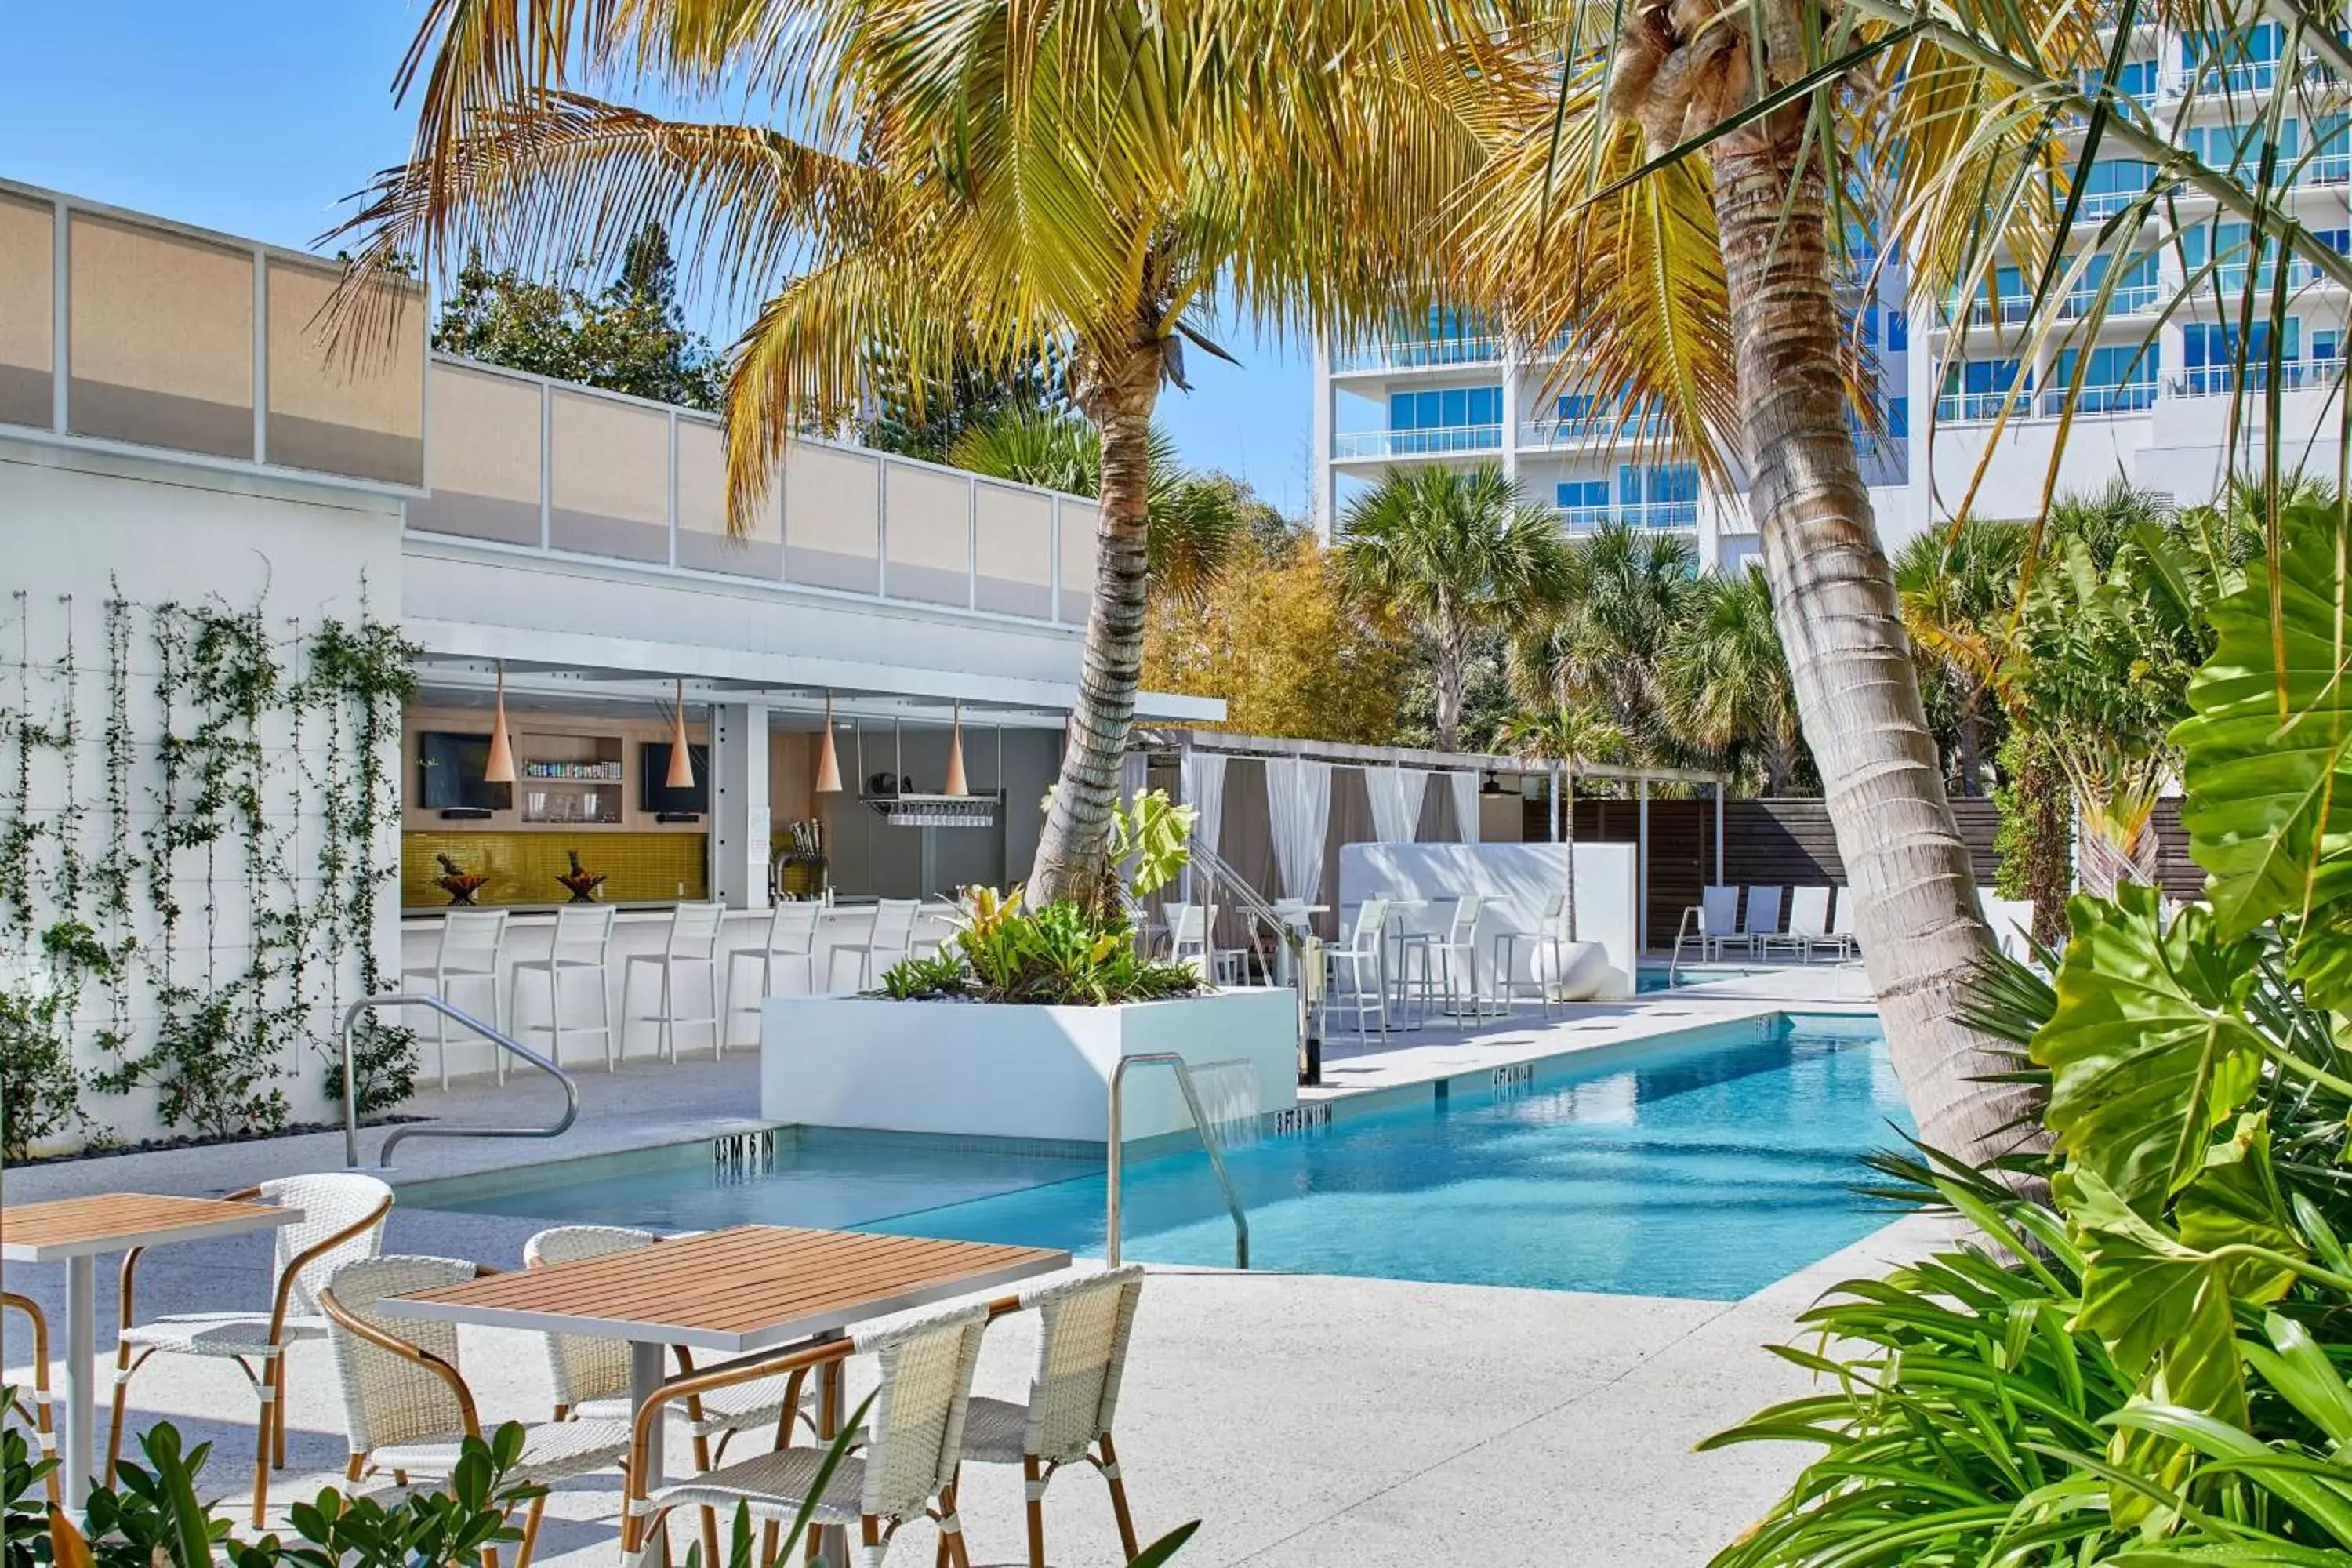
[68,211,254,460]
[883,459,975,608]
[264,258,425,488]
[973,480,1055,619]
[0,191,54,430]
[784,440,882,593]
[677,416,782,578]
[549,388,670,563]
[414,361,544,543]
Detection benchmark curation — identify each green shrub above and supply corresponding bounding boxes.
[1,981,86,1161]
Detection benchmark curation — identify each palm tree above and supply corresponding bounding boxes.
[1893,520,2030,797]
[1496,704,1627,940]
[1510,521,1697,758]
[340,0,1495,909]
[1661,566,1802,794]
[946,408,1244,607]
[1335,465,1572,752]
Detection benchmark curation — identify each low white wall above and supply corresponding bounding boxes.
[759,989,1298,1143]
[1338,841,1639,1000]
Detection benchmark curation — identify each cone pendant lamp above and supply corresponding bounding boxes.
[483,664,517,784]
[666,681,696,789]
[942,702,970,796]
[813,693,843,793]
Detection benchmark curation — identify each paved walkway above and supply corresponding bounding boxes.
[4,966,1927,1565]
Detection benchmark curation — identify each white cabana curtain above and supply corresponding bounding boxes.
[1366,765,1429,844]
[1450,769,1482,844]
[1179,750,1228,863]
[1265,757,1334,899]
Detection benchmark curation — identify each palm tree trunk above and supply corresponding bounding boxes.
[1029,338,1160,910]
[2013,732,2072,948]
[1433,613,1466,753]
[1709,137,2038,1167]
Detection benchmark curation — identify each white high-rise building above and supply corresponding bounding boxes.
[1312,23,2349,556]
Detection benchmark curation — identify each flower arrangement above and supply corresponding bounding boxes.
[433,852,487,906]
[555,848,606,903]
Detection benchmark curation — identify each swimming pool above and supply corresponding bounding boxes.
[1634,965,1767,992]
[407,1013,1908,1301]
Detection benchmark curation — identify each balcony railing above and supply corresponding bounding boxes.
[2173,359,2345,396]
[1330,336,1503,372]
[1962,295,2036,326]
[1333,424,1504,458]
[2059,282,2161,319]
[2042,381,2159,415]
[1551,503,1701,533]
[1936,390,2035,423]
[1517,414,1671,448]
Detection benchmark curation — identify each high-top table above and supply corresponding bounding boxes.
[385,1225,1068,1565]
[2,1193,302,1512]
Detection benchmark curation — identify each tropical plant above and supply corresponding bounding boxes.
[1,976,85,1161]
[344,0,1494,913]
[1661,566,1802,794]
[946,408,1248,606]
[1508,521,1697,767]
[1894,519,2030,797]
[1336,465,1571,752]
[1495,704,1627,941]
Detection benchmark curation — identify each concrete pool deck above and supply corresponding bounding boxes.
[4,964,1931,1564]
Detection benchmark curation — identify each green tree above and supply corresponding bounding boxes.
[855,339,1065,463]
[1894,519,2031,797]
[1335,464,1572,752]
[349,2,1485,910]
[1662,565,1802,794]
[430,223,724,409]
[1495,703,1628,939]
[1508,521,1697,763]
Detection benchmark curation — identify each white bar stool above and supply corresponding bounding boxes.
[827,898,920,989]
[726,902,821,1052]
[511,904,619,1070]
[397,909,509,1090]
[622,902,727,1063]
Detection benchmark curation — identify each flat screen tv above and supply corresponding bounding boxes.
[416,731,512,811]
[640,742,710,815]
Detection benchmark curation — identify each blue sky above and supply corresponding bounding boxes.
[2,2,1314,516]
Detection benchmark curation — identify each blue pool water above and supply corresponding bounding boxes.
[1635,966,1766,993]
[412,1014,1909,1301]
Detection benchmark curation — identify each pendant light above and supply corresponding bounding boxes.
[942,701,970,797]
[482,662,517,785]
[665,680,696,789]
[813,692,843,793]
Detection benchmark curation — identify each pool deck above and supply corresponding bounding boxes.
[4,960,1934,1565]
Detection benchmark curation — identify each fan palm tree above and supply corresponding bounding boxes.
[1496,703,1627,939]
[1510,521,1699,758]
[1335,465,1573,752]
[946,407,1244,607]
[339,0,1502,909]
[1661,566,1802,793]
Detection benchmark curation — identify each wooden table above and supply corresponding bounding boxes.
[2,1193,302,1511]
[384,1225,1068,1564]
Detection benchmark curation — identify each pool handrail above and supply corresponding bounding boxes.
[1106,1052,1250,1270]
[339,994,579,1168]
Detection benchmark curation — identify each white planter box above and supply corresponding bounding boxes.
[760,989,1300,1144]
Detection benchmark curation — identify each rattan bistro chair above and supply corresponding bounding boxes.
[2,1293,60,1504]
[961,1266,1148,1568]
[619,1302,991,1568]
[319,1256,630,1568]
[105,1174,394,1526]
[524,1226,815,1564]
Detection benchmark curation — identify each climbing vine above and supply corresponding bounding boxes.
[1,587,418,1152]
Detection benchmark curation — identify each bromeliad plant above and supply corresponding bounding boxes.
[1708,502,2352,1563]
[877,790,1204,1007]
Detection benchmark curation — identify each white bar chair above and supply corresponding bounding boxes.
[727,902,822,1051]
[397,909,509,1090]
[1492,892,1570,1018]
[622,902,727,1063]
[829,898,922,989]
[511,904,619,1070]
[1325,899,1391,1044]
[1763,886,1831,960]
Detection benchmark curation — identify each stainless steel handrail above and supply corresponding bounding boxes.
[340,995,580,1168]
[1187,836,1322,1081]
[1106,1053,1250,1270]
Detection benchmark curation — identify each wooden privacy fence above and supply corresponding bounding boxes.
[1526,795,2199,949]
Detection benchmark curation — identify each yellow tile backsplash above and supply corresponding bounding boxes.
[404,832,710,909]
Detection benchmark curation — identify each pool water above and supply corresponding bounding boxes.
[1635,966,1766,993]
[412,1013,1909,1301]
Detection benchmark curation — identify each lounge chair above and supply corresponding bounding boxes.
[1762,887,1831,960]
[1671,886,1740,966]
[1816,887,1859,960]
[1736,885,1784,958]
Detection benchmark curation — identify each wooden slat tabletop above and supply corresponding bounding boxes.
[1,1193,297,1261]
[387,1225,1069,1352]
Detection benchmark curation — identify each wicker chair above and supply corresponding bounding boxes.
[318,1255,630,1568]
[619,1302,990,1568]
[105,1173,394,1525]
[961,1267,1146,1567]
[2,1293,60,1504]
[524,1225,815,1563]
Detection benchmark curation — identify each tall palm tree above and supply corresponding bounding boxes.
[1510,521,1698,757]
[1661,566,1802,794]
[1496,703,1627,940]
[340,0,1499,909]
[946,408,1244,607]
[1335,465,1572,752]
[1893,520,2030,797]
